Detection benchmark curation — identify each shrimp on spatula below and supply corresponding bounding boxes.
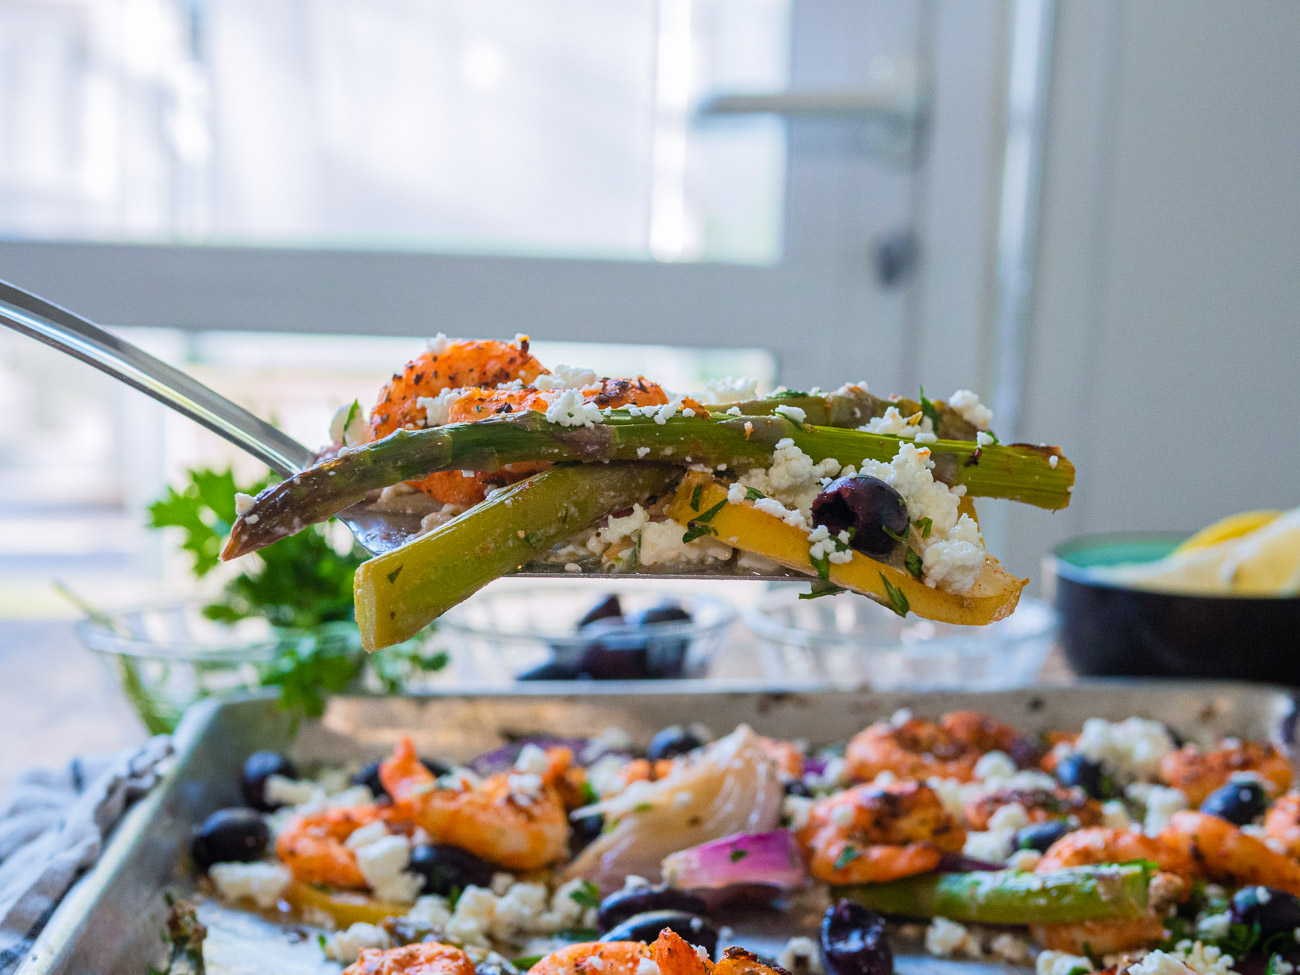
[221,335,1076,649]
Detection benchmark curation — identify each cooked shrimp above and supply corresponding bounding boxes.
[941,711,1038,766]
[1161,810,1300,895]
[798,781,965,883]
[1030,916,1170,955]
[713,947,791,975]
[380,736,569,870]
[344,942,477,975]
[846,719,980,782]
[367,338,546,505]
[964,786,1101,831]
[1036,826,1194,878]
[619,758,679,787]
[275,805,388,889]
[1158,741,1293,806]
[1264,792,1300,858]
[653,929,714,975]
[761,737,805,779]
[451,377,674,421]
[527,942,651,975]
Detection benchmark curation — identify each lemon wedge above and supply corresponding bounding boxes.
[1218,507,1300,596]
[1172,509,1283,554]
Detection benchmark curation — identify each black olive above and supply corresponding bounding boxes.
[810,476,910,559]
[784,779,814,798]
[1230,886,1300,936]
[1014,819,1075,854]
[570,813,605,856]
[408,844,496,896]
[419,755,451,778]
[632,604,693,679]
[1053,754,1117,800]
[601,910,717,955]
[647,725,707,762]
[820,899,893,975]
[629,602,692,627]
[597,885,710,932]
[519,659,583,681]
[579,594,624,628]
[191,808,269,870]
[241,751,298,811]
[1200,779,1268,825]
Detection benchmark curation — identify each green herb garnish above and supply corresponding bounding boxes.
[904,549,924,580]
[729,849,750,863]
[834,846,860,870]
[880,573,910,617]
[569,880,602,910]
[914,517,933,538]
[799,581,846,600]
[919,386,942,432]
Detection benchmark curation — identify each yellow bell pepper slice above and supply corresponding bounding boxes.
[667,472,1025,625]
[286,880,410,927]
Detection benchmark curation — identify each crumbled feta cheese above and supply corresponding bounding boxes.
[1050,455,1059,468]
[514,743,551,775]
[490,881,549,940]
[807,524,853,564]
[563,562,582,573]
[778,936,824,973]
[830,804,856,828]
[264,774,316,807]
[991,932,1031,965]
[652,399,684,425]
[963,829,1016,863]
[322,922,392,962]
[329,401,369,447]
[1102,800,1135,830]
[533,365,601,392]
[948,389,994,430]
[782,794,815,830]
[1007,848,1042,871]
[445,885,497,945]
[587,504,650,557]
[234,492,256,516]
[702,377,759,403]
[405,894,453,928]
[1036,950,1094,975]
[637,520,729,566]
[974,750,1018,783]
[1196,913,1232,940]
[859,406,934,439]
[637,446,651,458]
[775,404,807,424]
[544,388,605,427]
[976,430,996,447]
[1074,717,1177,782]
[426,333,454,356]
[637,959,662,975]
[209,862,290,909]
[696,946,711,963]
[417,387,467,428]
[491,872,516,896]
[1130,784,1189,835]
[548,878,597,927]
[355,834,412,892]
[587,754,630,799]
[507,773,544,804]
[988,802,1032,832]
[344,819,390,850]
[925,917,981,957]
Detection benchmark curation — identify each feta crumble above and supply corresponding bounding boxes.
[1072,717,1177,782]
[322,922,392,962]
[778,936,824,974]
[1036,951,1094,975]
[533,365,602,392]
[514,743,551,774]
[418,387,467,427]
[859,406,933,439]
[234,492,256,516]
[544,388,604,427]
[209,862,290,909]
[925,917,981,957]
[948,389,994,430]
[701,377,759,403]
[774,404,807,424]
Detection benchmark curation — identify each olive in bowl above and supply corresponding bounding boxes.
[1049,533,1300,681]
[192,808,269,870]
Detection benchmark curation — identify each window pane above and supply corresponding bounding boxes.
[0,0,788,263]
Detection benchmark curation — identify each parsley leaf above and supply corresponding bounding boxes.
[799,580,846,600]
[810,552,831,581]
[689,482,704,512]
[745,487,767,501]
[834,846,860,870]
[904,549,924,580]
[729,849,750,863]
[696,498,728,523]
[914,516,933,538]
[569,880,601,910]
[918,386,943,433]
[881,524,909,542]
[879,573,910,617]
[681,522,719,543]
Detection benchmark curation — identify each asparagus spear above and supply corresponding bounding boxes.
[223,410,1073,559]
[353,463,678,650]
[700,387,981,439]
[832,864,1151,925]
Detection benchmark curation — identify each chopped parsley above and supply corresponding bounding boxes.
[386,565,403,584]
[880,573,910,618]
[689,482,704,512]
[568,880,602,910]
[799,580,846,600]
[681,522,719,543]
[745,487,767,502]
[918,386,943,432]
[834,846,861,870]
[881,524,909,543]
[729,848,750,863]
[811,552,831,581]
[696,498,728,523]
[904,549,924,580]
[914,516,933,538]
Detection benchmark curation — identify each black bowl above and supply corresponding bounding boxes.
[1048,532,1300,682]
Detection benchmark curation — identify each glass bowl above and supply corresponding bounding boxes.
[743,587,1056,689]
[436,582,737,682]
[75,602,279,733]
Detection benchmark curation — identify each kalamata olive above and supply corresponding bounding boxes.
[242,751,298,810]
[1230,886,1300,936]
[576,632,650,680]
[518,660,583,681]
[1053,754,1117,799]
[579,595,624,628]
[408,844,496,896]
[1201,779,1268,825]
[570,813,605,855]
[629,602,692,627]
[820,899,893,975]
[191,808,269,870]
[597,885,710,932]
[785,779,814,798]
[1014,819,1075,854]
[601,910,717,955]
[647,725,708,762]
[810,476,910,559]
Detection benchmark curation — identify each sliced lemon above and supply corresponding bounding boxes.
[1220,507,1300,596]
[1173,509,1282,554]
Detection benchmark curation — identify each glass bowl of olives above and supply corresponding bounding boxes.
[436,583,737,682]
[744,587,1056,689]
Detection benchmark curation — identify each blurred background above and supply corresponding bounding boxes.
[0,1,1297,770]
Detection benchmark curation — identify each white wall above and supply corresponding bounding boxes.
[1004,0,1300,582]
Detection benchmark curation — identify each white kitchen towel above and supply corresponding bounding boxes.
[0,737,172,973]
